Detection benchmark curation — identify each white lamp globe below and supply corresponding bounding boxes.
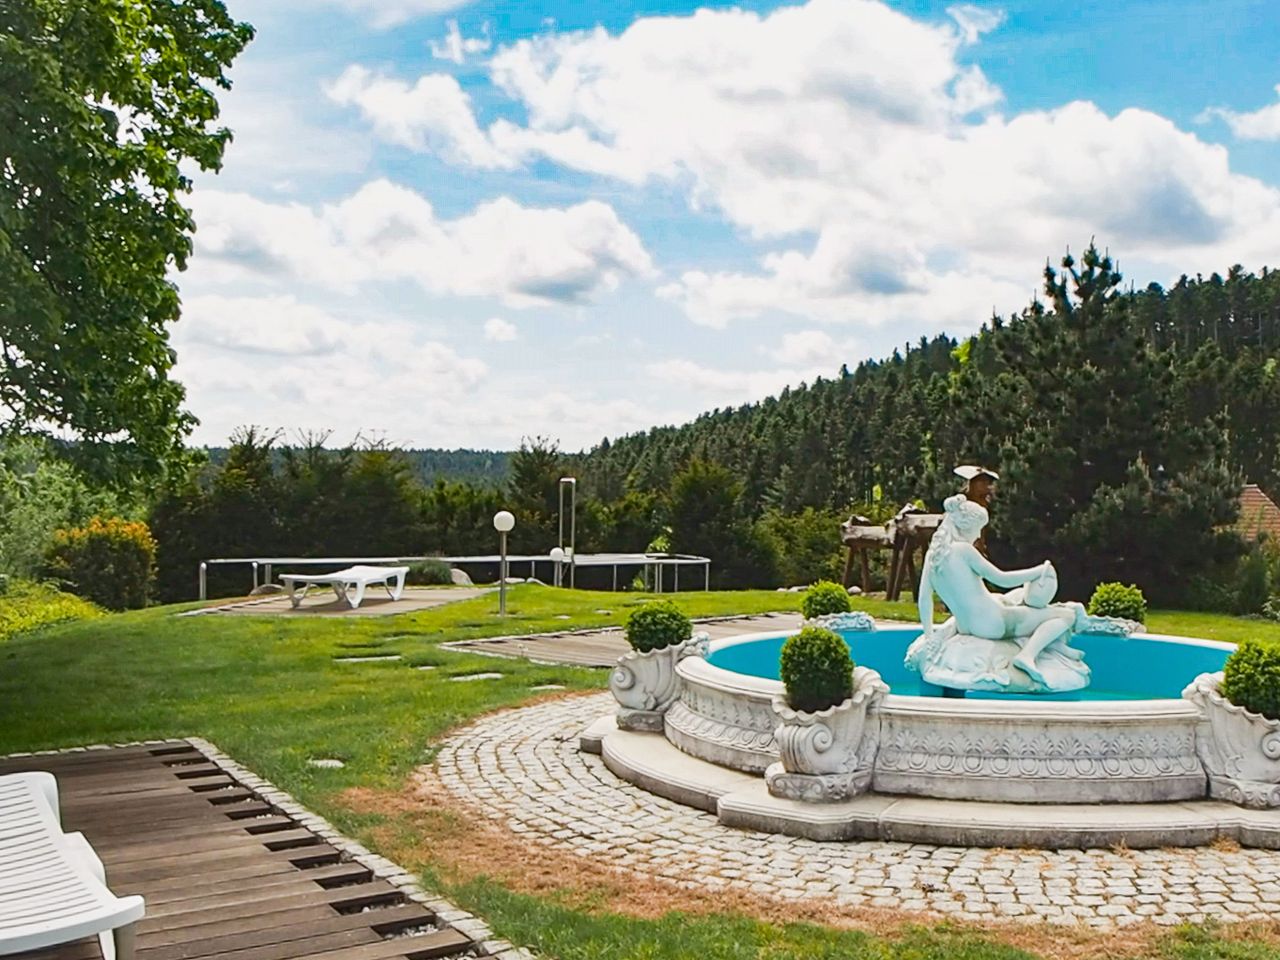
[493,510,516,533]
[549,546,565,562]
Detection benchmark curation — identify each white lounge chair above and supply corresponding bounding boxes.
[0,773,144,959]
[279,564,410,609]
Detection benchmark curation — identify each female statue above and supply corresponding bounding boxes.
[909,494,1089,693]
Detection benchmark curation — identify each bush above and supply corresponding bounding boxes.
[1221,640,1280,721]
[780,626,854,713]
[1264,597,1280,623]
[406,559,453,586]
[0,580,101,643]
[1087,582,1147,623]
[801,580,851,619]
[43,517,156,610]
[1235,544,1272,615]
[624,600,692,653]
[759,508,846,587]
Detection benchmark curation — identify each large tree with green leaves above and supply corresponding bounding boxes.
[948,243,1243,601]
[1,1,253,483]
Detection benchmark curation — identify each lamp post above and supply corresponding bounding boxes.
[559,477,577,588]
[493,510,515,615]
[548,546,565,587]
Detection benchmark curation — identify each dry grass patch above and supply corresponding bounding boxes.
[329,770,1280,960]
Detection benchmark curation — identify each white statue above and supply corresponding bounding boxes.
[905,494,1091,694]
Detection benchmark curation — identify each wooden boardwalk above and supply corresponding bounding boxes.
[0,743,474,960]
[444,612,803,668]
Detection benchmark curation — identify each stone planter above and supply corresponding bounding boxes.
[610,634,708,732]
[765,666,889,802]
[805,611,875,633]
[1184,671,1280,809]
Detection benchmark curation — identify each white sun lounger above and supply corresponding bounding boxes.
[279,564,410,609]
[0,773,145,959]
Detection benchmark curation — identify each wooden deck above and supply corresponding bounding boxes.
[0,743,474,960]
[444,612,803,667]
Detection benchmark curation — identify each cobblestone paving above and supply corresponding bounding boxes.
[433,693,1280,928]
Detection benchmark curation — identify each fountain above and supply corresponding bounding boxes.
[585,469,1280,849]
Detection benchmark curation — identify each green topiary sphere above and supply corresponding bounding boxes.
[779,626,854,713]
[1087,582,1147,623]
[801,580,852,619]
[1222,640,1280,721]
[625,600,693,653]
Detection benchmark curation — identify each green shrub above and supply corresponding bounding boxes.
[406,559,453,586]
[759,508,846,587]
[1221,640,1280,721]
[625,600,692,653]
[779,626,853,713]
[801,580,852,619]
[1087,582,1147,623]
[0,580,101,643]
[43,516,156,611]
[1235,544,1272,615]
[1264,597,1280,623]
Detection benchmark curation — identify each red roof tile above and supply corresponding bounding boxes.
[1237,484,1280,542]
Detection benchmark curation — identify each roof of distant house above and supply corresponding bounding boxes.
[1237,484,1280,542]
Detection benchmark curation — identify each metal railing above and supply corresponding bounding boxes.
[198,552,711,600]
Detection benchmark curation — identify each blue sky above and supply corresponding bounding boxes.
[174,0,1280,450]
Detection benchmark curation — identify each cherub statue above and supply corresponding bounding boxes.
[906,494,1090,693]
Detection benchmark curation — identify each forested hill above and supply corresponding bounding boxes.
[203,446,512,486]
[580,260,1280,518]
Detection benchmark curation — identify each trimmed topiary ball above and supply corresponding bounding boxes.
[801,580,852,620]
[625,600,693,653]
[1222,640,1280,721]
[1087,582,1147,623]
[780,626,854,713]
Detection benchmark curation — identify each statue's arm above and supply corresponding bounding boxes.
[965,549,1047,589]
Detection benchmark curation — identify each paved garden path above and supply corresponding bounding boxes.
[433,693,1280,929]
[445,612,802,667]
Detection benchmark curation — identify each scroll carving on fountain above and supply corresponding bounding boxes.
[905,494,1134,695]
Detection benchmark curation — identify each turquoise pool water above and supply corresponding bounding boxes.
[706,627,1232,701]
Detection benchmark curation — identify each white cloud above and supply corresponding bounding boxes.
[646,358,830,406]
[321,0,473,29]
[946,4,1005,45]
[188,179,653,307]
[430,19,492,64]
[327,66,514,168]
[773,330,855,367]
[332,0,1280,329]
[172,294,664,449]
[1201,84,1280,141]
[483,317,517,341]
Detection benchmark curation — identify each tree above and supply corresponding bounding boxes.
[1,1,253,484]
[961,244,1242,600]
[668,460,778,589]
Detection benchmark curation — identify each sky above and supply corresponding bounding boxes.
[174,0,1280,452]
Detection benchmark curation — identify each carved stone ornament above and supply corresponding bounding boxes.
[1183,671,1280,809]
[610,632,709,732]
[805,611,876,633]
[765,666,889,802]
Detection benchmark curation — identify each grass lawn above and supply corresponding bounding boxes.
[1,584,1278,960]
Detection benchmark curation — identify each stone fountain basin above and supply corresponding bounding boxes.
[663,626,1234,804]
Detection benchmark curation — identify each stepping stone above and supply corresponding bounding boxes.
[554,615,572,620]
[415,665,437,671]
[531,684,566,691]
[333,654,402,663]
[307,758,345,769]
[449,672,504,682]
[594,609,613,615]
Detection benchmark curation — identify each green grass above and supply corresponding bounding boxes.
[0,585,1276,960]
